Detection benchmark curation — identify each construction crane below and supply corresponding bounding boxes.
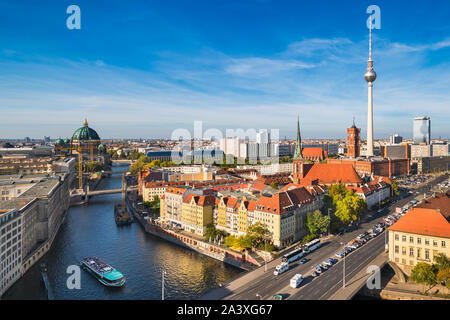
[55,140,104,189]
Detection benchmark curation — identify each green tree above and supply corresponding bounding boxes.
[247,222,269,249]
[224,235,237,248]
[301,234,318,245]
[433,253,450,270]
[391,181,400,196]
[306,210,331,236]
[410,262,438,288]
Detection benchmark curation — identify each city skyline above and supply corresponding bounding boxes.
[1,1,449,139]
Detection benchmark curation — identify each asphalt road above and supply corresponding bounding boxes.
[224,173,448,300]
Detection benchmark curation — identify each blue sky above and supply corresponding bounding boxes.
[0,0,449,139]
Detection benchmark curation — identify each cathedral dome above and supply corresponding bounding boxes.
[71,119,101,141]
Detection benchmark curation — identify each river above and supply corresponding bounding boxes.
[3,165,242,300]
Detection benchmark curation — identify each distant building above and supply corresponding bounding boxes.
[346,121,360,159]
[380,144,410,160]
[432,143,450,157]
[411,144,432,158]
[413,116,431,145]
[390,134,403,144]
[411,156,450,174]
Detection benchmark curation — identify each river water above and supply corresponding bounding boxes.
[3,165,242,300]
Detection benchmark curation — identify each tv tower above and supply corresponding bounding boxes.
[364,18,376,157]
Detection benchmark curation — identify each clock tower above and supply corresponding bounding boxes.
[346,119,360,159]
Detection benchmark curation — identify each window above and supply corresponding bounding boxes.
[395,234,399,241]
[433,240,438,247]
[410,248,414,257]
[395,246,399,254]
[417,248,421,259]
[402,247,406,255]
[442,241,446,248]
[425,250,430,260]
[402,235,406,242]
[425,239,429,245]
[409,236,414,243]
[417,237,421,244]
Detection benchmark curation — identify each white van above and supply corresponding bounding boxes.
[290,274,303,288]
[274,262,289,275]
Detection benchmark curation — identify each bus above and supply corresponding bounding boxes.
[274,262,289,275]
[282,247,304,264]
[302,239,321,254]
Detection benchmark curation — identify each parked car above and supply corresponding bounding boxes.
[300,258,308,264]
[312,271,319,277]
[315,265,323,273]
[335,252,345,258]
[328,258,338,264]
[323,260,332,267]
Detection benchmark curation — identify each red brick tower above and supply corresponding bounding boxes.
[346,119,360,159]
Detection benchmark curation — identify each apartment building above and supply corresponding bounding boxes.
[388,193,450,275]
[181,194,215,236]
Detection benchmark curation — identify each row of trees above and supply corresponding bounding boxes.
[129,155,176,176]
[217,222,276,252]
[410,253,450,290]
[75,161,103,173]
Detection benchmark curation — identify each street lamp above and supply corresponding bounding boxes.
[340,242,346,288]
[327,208,331,236]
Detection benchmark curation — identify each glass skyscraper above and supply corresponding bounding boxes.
[413,116,431,145]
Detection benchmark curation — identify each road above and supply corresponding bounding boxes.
[224,173,448,300]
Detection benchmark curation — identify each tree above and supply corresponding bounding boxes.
[391,181,400,197]
[269,182,278,190]
[433,253,450,270]
[436,269,450,288]
[247,222,269,249]
[224,235,237,248]
[410,262,438,289]
[306,210,331,236]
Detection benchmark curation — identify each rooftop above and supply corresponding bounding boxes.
[388,207,450,238]
[415,192,450,221]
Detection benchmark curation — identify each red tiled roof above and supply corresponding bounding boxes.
[302,147,325,157]
[183,194,215,206]
[415,192,450,220]
[255,187,315,215]
[250,182,268,192]
[388,207,450,238]
[303,163,362,185]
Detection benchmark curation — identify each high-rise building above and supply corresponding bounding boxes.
[413,116,431,145]
[390,134,403,144]
[364,21,377,157]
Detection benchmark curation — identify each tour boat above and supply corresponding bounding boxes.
[80,257,126,287]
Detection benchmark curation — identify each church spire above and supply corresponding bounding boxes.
[293,114,303,159]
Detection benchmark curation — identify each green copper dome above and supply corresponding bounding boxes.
[72,119,100,141]
[55,138,64,145]
[63,138,71,144]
